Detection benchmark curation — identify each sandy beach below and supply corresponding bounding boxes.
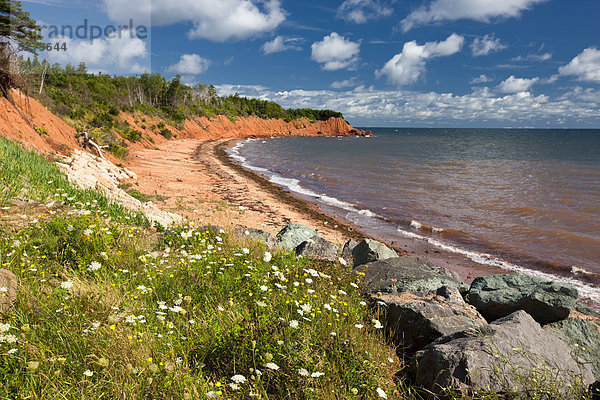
[125,137,518,285]
[126,139,350,245]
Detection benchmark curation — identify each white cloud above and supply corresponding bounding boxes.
[497,75,539,93]
[102,0,285,42]
[471,34,506,56]
[167,54,210,75]
[337,0,393,24]
[558,48,600,82]
[375,33,464,86]
[261,36,302,55]
[471,74,492,84]
[311,33,360,71]
[330,78,357,89]
[44,30,147,73]
[216,83,600,127]
[512,52,552,62]
[401,0,548,32]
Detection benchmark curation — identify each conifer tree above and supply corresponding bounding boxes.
[0,0,43,67]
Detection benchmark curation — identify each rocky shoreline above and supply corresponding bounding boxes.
[51,143,600,398]
[237,222,600,397]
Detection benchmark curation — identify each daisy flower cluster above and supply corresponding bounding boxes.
[0,213,398,398]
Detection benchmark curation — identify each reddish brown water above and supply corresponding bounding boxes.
[232,128,600,302]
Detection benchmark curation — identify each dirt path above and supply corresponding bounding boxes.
[126,139,348,245]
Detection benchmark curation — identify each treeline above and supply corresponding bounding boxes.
[18,58,343,129]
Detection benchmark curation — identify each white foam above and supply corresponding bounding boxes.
[269,176,320,198]
[571,266,593,276]
[396,227,600,304]
[229,139,270,173]
[410,220,422,229]
[358,209,375,217]
[229,139,380,224]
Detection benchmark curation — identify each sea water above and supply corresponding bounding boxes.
[229,128,600,303]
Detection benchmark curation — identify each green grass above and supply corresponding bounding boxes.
[0,214,406,399]
[0,136,147,226]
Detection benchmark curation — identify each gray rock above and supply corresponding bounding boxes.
[239,228,275,246]
[575,302,600,318]
[351,238,398,267]
[466,273,579,324]
[414,310,595,396]
[375,286,487,354]
[546,316,600,380]
[275,223,317,250]
[341,239,358,264]
[0,269,17,316]
[295,236,339,262]
[355,256,466,295]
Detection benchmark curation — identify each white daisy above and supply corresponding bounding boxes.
[60,280,73,289]
[88,261,101,271]
[265,362,279,370]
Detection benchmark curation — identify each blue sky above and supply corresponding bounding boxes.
[21,0,600,128]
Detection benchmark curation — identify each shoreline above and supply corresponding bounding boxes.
[124,136,599,309]
[217,138,600,309]
[215,139,511,284]
[126,137,511,286]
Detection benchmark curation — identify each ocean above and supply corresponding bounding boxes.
[228,128,600,303]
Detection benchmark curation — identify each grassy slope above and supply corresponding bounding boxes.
[0,137,410,399]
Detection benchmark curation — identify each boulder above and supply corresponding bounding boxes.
[466,273,579,324]
[238,228,275,247]
[341,239,358,263]
[295,236,339,262]
[414,310,595,396]
[355,256,466,295]
[0,269,17,316]
[196,225,223,234]
[546,313,600,380]
[352,238,398,266]
[575,302,600,318]
[275,223,317,250]
[375,286,487,354]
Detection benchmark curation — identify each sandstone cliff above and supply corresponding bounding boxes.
[0,89,365,158]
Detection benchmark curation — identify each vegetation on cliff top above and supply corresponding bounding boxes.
[18,59,342,128]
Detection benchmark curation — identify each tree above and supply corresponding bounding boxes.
[0,0,43,67]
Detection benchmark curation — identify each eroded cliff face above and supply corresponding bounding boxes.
[122,114,365,152]
[0,90,80,154]
[0,89,365,158]
[183,114,362,139]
